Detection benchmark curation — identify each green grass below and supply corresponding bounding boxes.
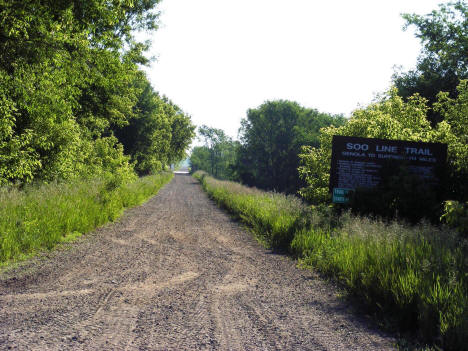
[193,170,468,351]
[0,172,173,264]
[193,171,311,250]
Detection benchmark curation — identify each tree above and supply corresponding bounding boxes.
[114,74,169,175]
[433,80,468,200]
[194,125,237,179]
[236,100,345,194]
[0,0,176,185]
[393,1,468,124]
[165,102,196,166]
[114,73,195,175]
[189,146,211,174]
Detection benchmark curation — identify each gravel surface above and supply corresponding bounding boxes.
[0,174,395,350]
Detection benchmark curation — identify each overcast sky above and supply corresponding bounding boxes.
[141,0,450,140]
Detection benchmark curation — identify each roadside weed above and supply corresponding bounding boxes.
[0,172,173,263]
[194,171,468,351]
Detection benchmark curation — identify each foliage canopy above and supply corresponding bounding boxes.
[190,125,238,180]
[236,100,345,193]
[393,1,468,124]
[0,0,194,185]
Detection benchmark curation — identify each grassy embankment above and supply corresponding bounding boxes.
[193,170,468,351]
[0,172,173,264]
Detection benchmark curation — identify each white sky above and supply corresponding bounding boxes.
[141,0,450,140]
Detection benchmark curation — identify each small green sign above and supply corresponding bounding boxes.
[333,188,354,204]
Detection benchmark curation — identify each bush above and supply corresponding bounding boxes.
[440,200,468,237]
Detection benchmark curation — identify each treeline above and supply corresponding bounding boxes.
[190,125,239,180]
[191,2,468,227]
[190,102,346,194]
[0,0,195,186]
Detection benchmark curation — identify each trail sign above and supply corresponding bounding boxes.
[332,188,354,204]
[329,136,447,203]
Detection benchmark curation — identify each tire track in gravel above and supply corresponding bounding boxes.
[0,174,396,350]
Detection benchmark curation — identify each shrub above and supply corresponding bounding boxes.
[440,200,468,237]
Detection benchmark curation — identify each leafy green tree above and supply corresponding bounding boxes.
[198,125,226,176]
[0,56,85,183]
[393,1,468,124]
[189,146,211,174]
[193,125,238,179]
[165,102,196,166]
[0,0,173,185]
[236,100,345,193]
[114,74,195,175]
[433,80,468,199]
[0,2,87,183]
[115,74,170,175]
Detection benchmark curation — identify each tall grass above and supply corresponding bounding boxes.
[193,171,311,249]
[193,170,468,350]
[0,172,173,263]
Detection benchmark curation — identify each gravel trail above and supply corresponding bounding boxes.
[0,174,395,350]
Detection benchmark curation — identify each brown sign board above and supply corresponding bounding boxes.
[329,136,447,201]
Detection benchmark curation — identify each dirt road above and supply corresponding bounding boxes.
[0,174,395,350]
